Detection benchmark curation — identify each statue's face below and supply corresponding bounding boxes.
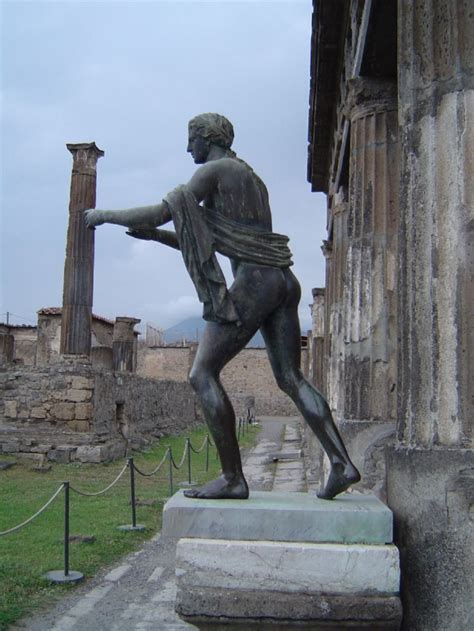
[187,130,210,164]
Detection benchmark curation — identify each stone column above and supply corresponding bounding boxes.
[387,3,473,629]
[311,288,325,391]
[320,240,333,402]
[113,317,141,372]
[0,326,14,366]
[60,142,104,357]
[344,78,399,422]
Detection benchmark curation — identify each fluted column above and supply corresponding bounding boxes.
[397,0,473,449]
[61,142,104,356]
[344,78,399,421]
[311,287,325,391]
[113,317,141,372]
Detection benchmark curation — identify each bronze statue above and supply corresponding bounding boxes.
[85,113,360,500]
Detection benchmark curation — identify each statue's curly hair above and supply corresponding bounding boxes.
[188,113,235,153]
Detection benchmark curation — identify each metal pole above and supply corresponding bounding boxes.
[186,439,192,485]
[168,448,174,496]
[117,457,144,532]
[129,458,137,528]
[64,481,70,577]
[205,437,210,472]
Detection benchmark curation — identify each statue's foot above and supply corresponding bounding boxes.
[183,474,249,500]
[316,462,361,500]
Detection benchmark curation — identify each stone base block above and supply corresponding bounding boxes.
[177,588,402,630]
[176,538,401,630]
[163,490,393,544]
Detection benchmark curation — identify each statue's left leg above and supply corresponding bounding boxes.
[261,270,360,499]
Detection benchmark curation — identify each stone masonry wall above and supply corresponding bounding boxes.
[0,359,199,463]
[137,346,300,417]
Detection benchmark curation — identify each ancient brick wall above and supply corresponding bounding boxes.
[137,345,300,417]
[0,359,199,463]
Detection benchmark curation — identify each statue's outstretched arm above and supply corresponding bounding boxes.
[126,227,180,250]
[84,202,171,230]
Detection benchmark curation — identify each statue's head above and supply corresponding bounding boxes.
[188,113,235,163]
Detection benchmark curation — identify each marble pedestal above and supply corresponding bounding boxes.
[162,491,402,630]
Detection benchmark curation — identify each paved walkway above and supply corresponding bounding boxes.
[13,416,307,631]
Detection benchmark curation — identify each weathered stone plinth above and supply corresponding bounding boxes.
[164,491,402,629]
[163,490,392,544]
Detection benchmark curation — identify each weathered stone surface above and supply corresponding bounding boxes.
[67,420,90,432]
[67,388,92,403]
[75,445,102,463]
[176,538,400,596]
[71,376,93,390]
[177,587,402,630]
[52,402,76,421]
[30,406,47,419]
[3,400,17,418]
[75,402,93,420]
[387,448,474,631]
[48,447,74,464]
[163,491,393,544]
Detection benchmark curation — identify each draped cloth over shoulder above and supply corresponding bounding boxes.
[164,185,293,326]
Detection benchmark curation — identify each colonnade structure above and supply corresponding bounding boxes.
[306,1,473,629]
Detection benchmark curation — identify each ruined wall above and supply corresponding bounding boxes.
[0,325,36,367]
[138,346,192,382]
[0,359,199,463]
[137,345,299,417]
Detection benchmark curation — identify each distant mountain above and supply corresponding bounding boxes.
[163,316,265,347]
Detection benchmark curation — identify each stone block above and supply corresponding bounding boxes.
[71,376,93,390]
[176,538,400,596]
[67,388,92,403]
[177,588,402,630]
[75,402,93,420]
[75,445,102,463]
[4,400,18,418]
[52,402,76,421]
[163,491,393,544]
[67,420,90,432]
[48,447,74,464]
[30,406,47,419]
[1,442,20,453]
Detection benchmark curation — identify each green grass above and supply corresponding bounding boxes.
[0,422,260,630]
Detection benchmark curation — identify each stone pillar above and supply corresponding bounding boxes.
[113,317,141,372]
[344,78,399,422]
[387,3,474,629]
[311,288,325,391]
[60,142,104,357]
[0,327,14,366]
[320,239,333,402]
[326,195,349,418]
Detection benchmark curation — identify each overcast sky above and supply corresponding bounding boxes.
[1,0,327,334]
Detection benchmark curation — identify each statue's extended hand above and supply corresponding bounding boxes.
[126,228,160,241]
[84,209,105,229]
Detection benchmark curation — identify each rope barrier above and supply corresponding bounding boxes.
[0,484,64,537]
[170,440,189,470]
[188,435,209,454]
[69,462,129,497]
[133,448,170,477]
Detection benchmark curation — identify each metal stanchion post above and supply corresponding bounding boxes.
[168,448,174,496]
[44,482,84,583]
[118,458,145,532]
[205,436,210,472]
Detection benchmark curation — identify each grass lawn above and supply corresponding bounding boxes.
[0,422,260,630]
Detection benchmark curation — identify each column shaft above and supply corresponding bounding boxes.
[61,143,104,356]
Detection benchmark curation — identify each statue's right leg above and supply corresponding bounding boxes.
[185,320,256,499]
